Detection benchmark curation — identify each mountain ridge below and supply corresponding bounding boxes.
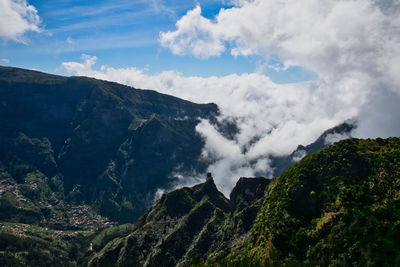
[89,137,400,266]
[88,174,272,267]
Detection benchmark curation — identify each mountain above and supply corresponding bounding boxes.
[89,137,400,266]
[244,137,400,266]
[0,66,218,223]
[88,174,271,266]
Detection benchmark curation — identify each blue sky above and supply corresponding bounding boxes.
[0,0,315,83]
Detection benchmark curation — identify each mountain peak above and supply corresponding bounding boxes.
[199,172,217,193]
[191,173,230,212]
[206,172,213,182]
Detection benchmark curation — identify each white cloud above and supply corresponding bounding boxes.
[353,88,400,139]
[0,0,41,43]
[160,6,226,58]
[1,58,10,64]
[292,150,307,163]
[153,188,166,201]
[196,119,274,196]
[324,132,352,146]
[62,54,97,75]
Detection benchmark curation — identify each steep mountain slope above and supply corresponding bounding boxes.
[0,66,218,223]
[89,137,400,267]
[88,175,272,267]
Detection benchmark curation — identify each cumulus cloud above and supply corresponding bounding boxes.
[160,6,226,58]
[62,54,97,74]
[62,0,400,196]
[0,0,41,42]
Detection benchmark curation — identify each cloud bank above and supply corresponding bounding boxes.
[62,0,400,196]
[0,0,41,43]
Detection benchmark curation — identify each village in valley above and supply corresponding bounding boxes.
[0,175,116,240]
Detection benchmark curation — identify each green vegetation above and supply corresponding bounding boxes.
[0,221,138,267]
[0,222,87,266]
[90,176,271,267]
[246,138,400,266]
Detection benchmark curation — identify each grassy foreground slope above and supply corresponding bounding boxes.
[232,138,400,266]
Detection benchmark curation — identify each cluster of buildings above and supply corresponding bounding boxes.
[1,178,117,235]
[67,205,112,228]
[0,223,38,238]
[0,222,86,239]
[0,178,26,203]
